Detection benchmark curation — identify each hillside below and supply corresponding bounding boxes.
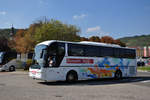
[1,28,149,47]
[119,35,150,47]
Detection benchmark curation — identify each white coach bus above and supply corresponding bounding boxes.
[0,51,17,72]
[29,40,136,82]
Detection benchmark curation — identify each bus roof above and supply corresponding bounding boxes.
[37,40,135,50]
[80,41,120,47]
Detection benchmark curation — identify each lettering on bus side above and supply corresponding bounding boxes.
[66,58,94,64]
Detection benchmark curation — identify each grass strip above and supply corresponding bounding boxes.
[137,66,150,72]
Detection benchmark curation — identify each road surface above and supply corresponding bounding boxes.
[0,71,150,100]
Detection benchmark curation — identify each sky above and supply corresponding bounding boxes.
[0,0,150,39]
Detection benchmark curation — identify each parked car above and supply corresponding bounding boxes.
[137,58,145,66]
[0,52,17,72]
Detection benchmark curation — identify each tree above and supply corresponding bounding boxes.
[80,35,126,47]
[13,18,80,53]
[114,39,126,47]
[34,19,80,43]
[89,36,101,42]
[23,22,43,52]
[13,29,27,53]
[0,28,18,39]
[101,36,114,44]
[80,37,89,41]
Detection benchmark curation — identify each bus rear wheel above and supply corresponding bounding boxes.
[115,70,122,80]
[9,66,15,72]
[66,71,78,82]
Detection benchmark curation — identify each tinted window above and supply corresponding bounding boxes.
[57,43,65,56]
[131,49,136,58]
[68,44,84,56]
[119,48,125,58]
[48,42,57,56]
[47,42,66,67]
[101,47,114,57]
[85,46,100,57]
[114,48,136,59]
[68,43,136,59]
[114,48,120,58]
[124,49,136,59]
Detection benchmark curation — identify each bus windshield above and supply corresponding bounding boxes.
[32,45,47,69]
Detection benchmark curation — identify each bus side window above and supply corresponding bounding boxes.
[101,47,114,57]
[68,44,84,56]
[48,42,57,56]
[114,48,120,58]
[125,49,136,59]
[84,46,100,57]
[57,43,65,56]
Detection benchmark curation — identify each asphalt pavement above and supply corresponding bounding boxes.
[0,71,150,100]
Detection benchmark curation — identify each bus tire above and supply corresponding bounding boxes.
[66,71,78,82]
[115,70,122,80]
[9,66,15,72]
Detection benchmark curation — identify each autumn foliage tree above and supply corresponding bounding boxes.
[89,36,101,42]
[13,18,80,53]
[80,37,89,41]
[80,35,126,47]
[12,18,126,53]
[13,29,27,53]
[23,22,43,52]
[13,22,43,53]
[101,36,115,44]
[114,39,126,47]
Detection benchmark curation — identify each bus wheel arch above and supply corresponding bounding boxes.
[9,65,16,72]
[66,70,78,82]
[114,69,122,79]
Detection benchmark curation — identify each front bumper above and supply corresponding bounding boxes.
[29,69,42,79]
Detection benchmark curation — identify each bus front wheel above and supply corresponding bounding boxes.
[66,71,78,82]
[115,70,122,80]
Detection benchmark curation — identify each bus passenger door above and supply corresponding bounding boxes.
[45,42,65,80]
[47,42,65,67]
[55,42,65,67]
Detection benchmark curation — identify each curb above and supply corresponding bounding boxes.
[12,71,29,74]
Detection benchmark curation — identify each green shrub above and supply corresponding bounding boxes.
[16,60,24,69]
